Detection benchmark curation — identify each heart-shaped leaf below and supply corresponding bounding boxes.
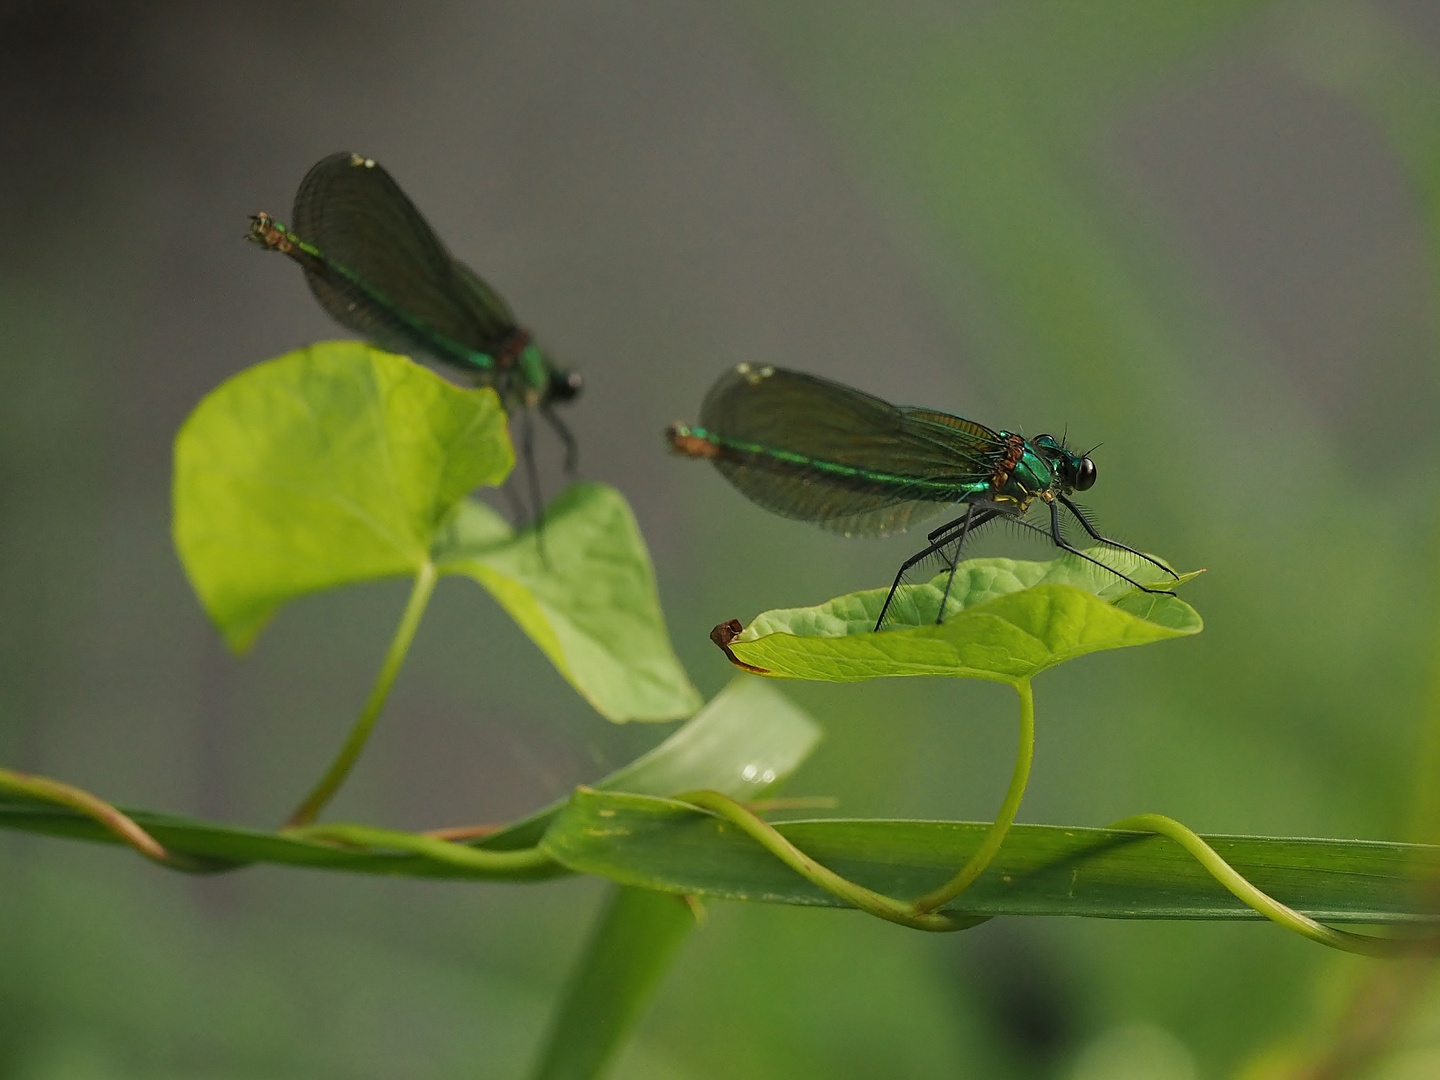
[174,342,512,651]
[722,551,1201,683]
[432,483,703,722]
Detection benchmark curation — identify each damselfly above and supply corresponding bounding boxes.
[248,152,580,519]
[668,364,1176,630]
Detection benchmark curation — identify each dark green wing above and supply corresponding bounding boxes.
[291,153,516,365]
[698,366,1003,537]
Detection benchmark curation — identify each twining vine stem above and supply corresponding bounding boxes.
[4,660,1439,952]
[911,679,1034,913]
[678,678,1440,955]
[674,678,1038,931]
[1108,813,1440,958]
[0,767,170,861]
[283,822,555,874]
[0,767,221,872]
[673,789,986,933]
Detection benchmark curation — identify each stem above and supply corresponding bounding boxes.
[0,767,224,871]
[283,822,556,874]
[673,680,1035,931]
[1109,813,1440,958]
[285,562,439,828]
[674,789,987,933]
[910,678,1035,915]
[0,766,167,860]
[425,823,505,841]
[530,886,698,1080]
[745,796,839,813]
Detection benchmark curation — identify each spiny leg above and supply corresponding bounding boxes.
[875,533,958,632]
[1057,495,1178,581]
[501,479,528,525]
[1029,500,1170,594]
[925,504,1003,546]
[540,405,579,476]
[875,506,1001,632]
[933,509,972,620]
[934,504,986,623]
[518,407,550,563]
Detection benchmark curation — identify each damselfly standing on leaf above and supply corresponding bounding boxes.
[668,364,1177,631]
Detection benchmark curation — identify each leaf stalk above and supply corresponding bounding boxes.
[910,678,1034,914]
[285,561,438,828]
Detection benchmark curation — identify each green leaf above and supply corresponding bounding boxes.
[543,790,1440,924]
[530,886,696,1080]
[432,482,703,722]
[174,342,512,651]
[724,551,1202,683]
[479,675,822,849]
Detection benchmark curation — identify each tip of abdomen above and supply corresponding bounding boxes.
[666,423,722,459]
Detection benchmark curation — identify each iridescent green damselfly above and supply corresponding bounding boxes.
[248,152,580,520]
[668,364,1177,631]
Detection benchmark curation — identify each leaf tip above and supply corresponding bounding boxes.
[710,619,771,675]
[220,630,258,657]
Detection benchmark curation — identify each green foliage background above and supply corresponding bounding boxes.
[3,2,1440,1078]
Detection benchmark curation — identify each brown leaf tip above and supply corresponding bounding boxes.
[710,618,770,674]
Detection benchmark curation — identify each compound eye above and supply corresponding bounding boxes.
[1074,457,1097,491]
[549,369,583,403]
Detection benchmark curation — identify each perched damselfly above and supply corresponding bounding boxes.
[668,363,1176,630]
[248,152,580,518]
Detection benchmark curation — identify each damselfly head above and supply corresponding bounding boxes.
[1033,433,1097,493]
[1053,450,1097,492]
[548,368,583,404]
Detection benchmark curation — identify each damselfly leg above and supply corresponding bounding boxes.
[934,504,980,616]
[1057,495,1177,584]
[516,407,552,561]
[1003,500,1173,595]
[874,504,1002,631]
[541,406,579,476]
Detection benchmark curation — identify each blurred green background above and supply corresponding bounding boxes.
[4,1,1440,1077]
